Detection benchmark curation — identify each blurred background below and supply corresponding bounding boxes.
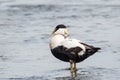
[0,0,120,80]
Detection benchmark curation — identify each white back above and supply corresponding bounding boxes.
[61,38,85,52]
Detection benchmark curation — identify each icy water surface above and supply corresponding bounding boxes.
[0,0,120,80]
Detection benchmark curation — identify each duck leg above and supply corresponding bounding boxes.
[73,62,77,77]
[70,60,77,77]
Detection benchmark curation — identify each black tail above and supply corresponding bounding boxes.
[81,43,101,53]
[78,47,101,62]
[91,47,101,54]
[86,47,101,55]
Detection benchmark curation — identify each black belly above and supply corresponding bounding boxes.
[50,46,84,63]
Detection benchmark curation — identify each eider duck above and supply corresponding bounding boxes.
[49,24,101,76]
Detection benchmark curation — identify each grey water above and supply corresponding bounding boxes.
[0,0,120,80]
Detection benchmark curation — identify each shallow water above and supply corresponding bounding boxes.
[0,0,120,80]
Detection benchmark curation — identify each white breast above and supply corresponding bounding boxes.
[50,35,65,49]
